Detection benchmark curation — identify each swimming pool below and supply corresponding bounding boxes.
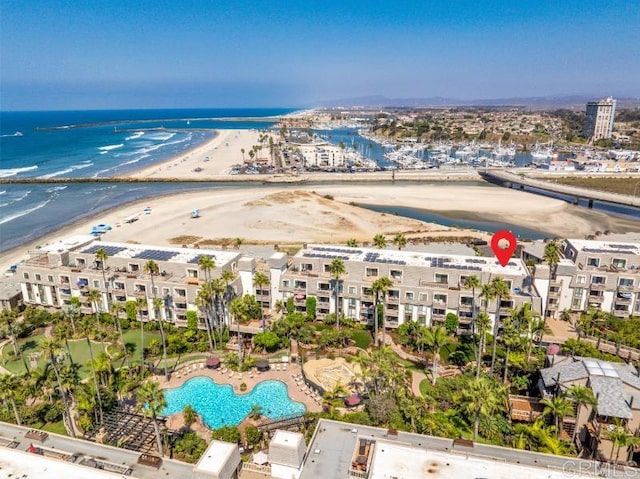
[162,377,306,428]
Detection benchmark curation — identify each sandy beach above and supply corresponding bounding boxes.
[3,180,638,273]
[129,129,264,178]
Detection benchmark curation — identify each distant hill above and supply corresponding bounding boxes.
[317,95,640,110]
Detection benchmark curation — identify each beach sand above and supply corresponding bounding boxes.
[129,129,264,178]
[3,182,638,273]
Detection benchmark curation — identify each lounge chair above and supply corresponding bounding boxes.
[200,363,205,369]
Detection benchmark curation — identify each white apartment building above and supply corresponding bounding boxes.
[533,239,640,318]
[585,96,616,141]
[17,235,245,329]
[280,244,541,331]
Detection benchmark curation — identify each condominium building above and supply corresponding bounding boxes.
[280,244,542,331]
[300,418,604,478]
[585,97,616,141]
[16,235,245,328]
[533,239,640,319]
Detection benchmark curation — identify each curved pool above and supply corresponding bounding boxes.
[162,377,306,428]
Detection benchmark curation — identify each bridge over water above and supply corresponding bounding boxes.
[479,169,640,209]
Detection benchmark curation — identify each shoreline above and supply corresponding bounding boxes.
[3,182,639,273]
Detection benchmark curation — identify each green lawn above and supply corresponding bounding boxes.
[1,335,110,377]
[349,330,372,349]
[111,329,162,363]
[40,421,67,436]
[419,378,430,397]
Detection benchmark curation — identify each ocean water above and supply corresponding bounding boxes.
[0,109,292,252]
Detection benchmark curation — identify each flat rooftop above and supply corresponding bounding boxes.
[75,240,241,266]
[300,419,620,478]
[567,239,640,256]
[194,440,237,475]
[0,422,192,479]
[300,244,529,276]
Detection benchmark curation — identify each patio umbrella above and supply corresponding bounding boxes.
[205,356,221,369]
[256,359,270,371]
[344,395,361,407]
[253,451,269,465]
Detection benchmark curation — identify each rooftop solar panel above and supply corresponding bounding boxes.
[81,245,127,256]
[133,249,177,261]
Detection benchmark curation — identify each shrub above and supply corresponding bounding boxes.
[240,382,247,392]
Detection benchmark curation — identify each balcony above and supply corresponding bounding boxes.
[420,280,450,289]
[616,295,632,304]
[588,294,604,303]
[458,303,473,312]
[590,283,607,291]
[133,289,148,297]
[618,284,635,293]
[613,309,629,318]
[387,295,400,304]
[548,288,561,298]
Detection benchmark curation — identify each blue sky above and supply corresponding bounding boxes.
[1,0,639,109]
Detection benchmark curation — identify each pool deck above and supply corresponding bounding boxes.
[155,360,323,423]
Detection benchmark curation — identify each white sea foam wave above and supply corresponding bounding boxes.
[0,191,6,195]
[145,132,176,141]
[0,165,38,178]
[125,132,145,140]
[38,162,93,179]
[45,186,69,193]
[98,143,124,153]
[0,199,52,225]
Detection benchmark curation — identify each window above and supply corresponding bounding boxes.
[619,278,634,287]
[576,275,586,284]
[435,273,448,284]
[114,282,125,290]
[612,258,626,269]
[460,296,473,306]
[504,280,512,290]
[23,272,29,280]
[348,286,356,295]
[388,290,399,299]
[420,293,428,302]
[293,280,307,289]
[323,264,331,273]
[282,280,290,288]
[390,270,402,281]
[301,263,313,272]
[93,279,100,288]
[175,288,186,297]
[405,291,414,301]
[591,276,606,285]
[365,267,378,277]
[135,284,147,293]
[129,263,140,272]
[187,269,198,278]
[35,274,41,281]
[586,257,599,267]
[47,275,54,283]
[77,258,86,267]
[163,287,170,297]
[60,275,70,284]
[434,293,447,305]
[363,287,373,296]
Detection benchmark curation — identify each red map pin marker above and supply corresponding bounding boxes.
[491,230,517,267]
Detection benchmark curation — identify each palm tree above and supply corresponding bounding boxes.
[373,234,387,249]
[346,238,359,248]
[53,323,75,367]
[86,288,105,351]
[328,258,346,329]
[0,310,20,357]
[253,271,270,333]
[135,296,148,376]
[0,375,22,425]
[475,312,491,377]
[541,396,574,438]
[392,233,407,250]
[240,148,245,162]
[500,314,520,383]
[566,385,597,444]
[220,269,237,329]
[371,277,392,347]
[462,275,481,333]
[229,297,245,369]
[489,277,511,375]
[461,376,505,441]
[136,381,167,456]
[153,296,169,381]
[423,325,451,385]
[95,247,111,313]
[604,419,632,462]
[542,239,561,328]
[109,302,127,365]
[41,337,79,434]
[195,284,216,353]
[198,254,215,283]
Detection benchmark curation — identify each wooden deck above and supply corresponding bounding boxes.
[508,395,545,422]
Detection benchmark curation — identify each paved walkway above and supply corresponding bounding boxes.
[411,370,427,396]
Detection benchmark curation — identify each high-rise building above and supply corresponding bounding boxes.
[584,96,616,140]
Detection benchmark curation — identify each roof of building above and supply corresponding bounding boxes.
[299,244,529,276]
[193,440,238,475]
[566,239,640,256]
[541,356,640,419]
[271,429,304,449]
[300,419,600,478]
[0,277,21,299]
[74,240,240,266]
